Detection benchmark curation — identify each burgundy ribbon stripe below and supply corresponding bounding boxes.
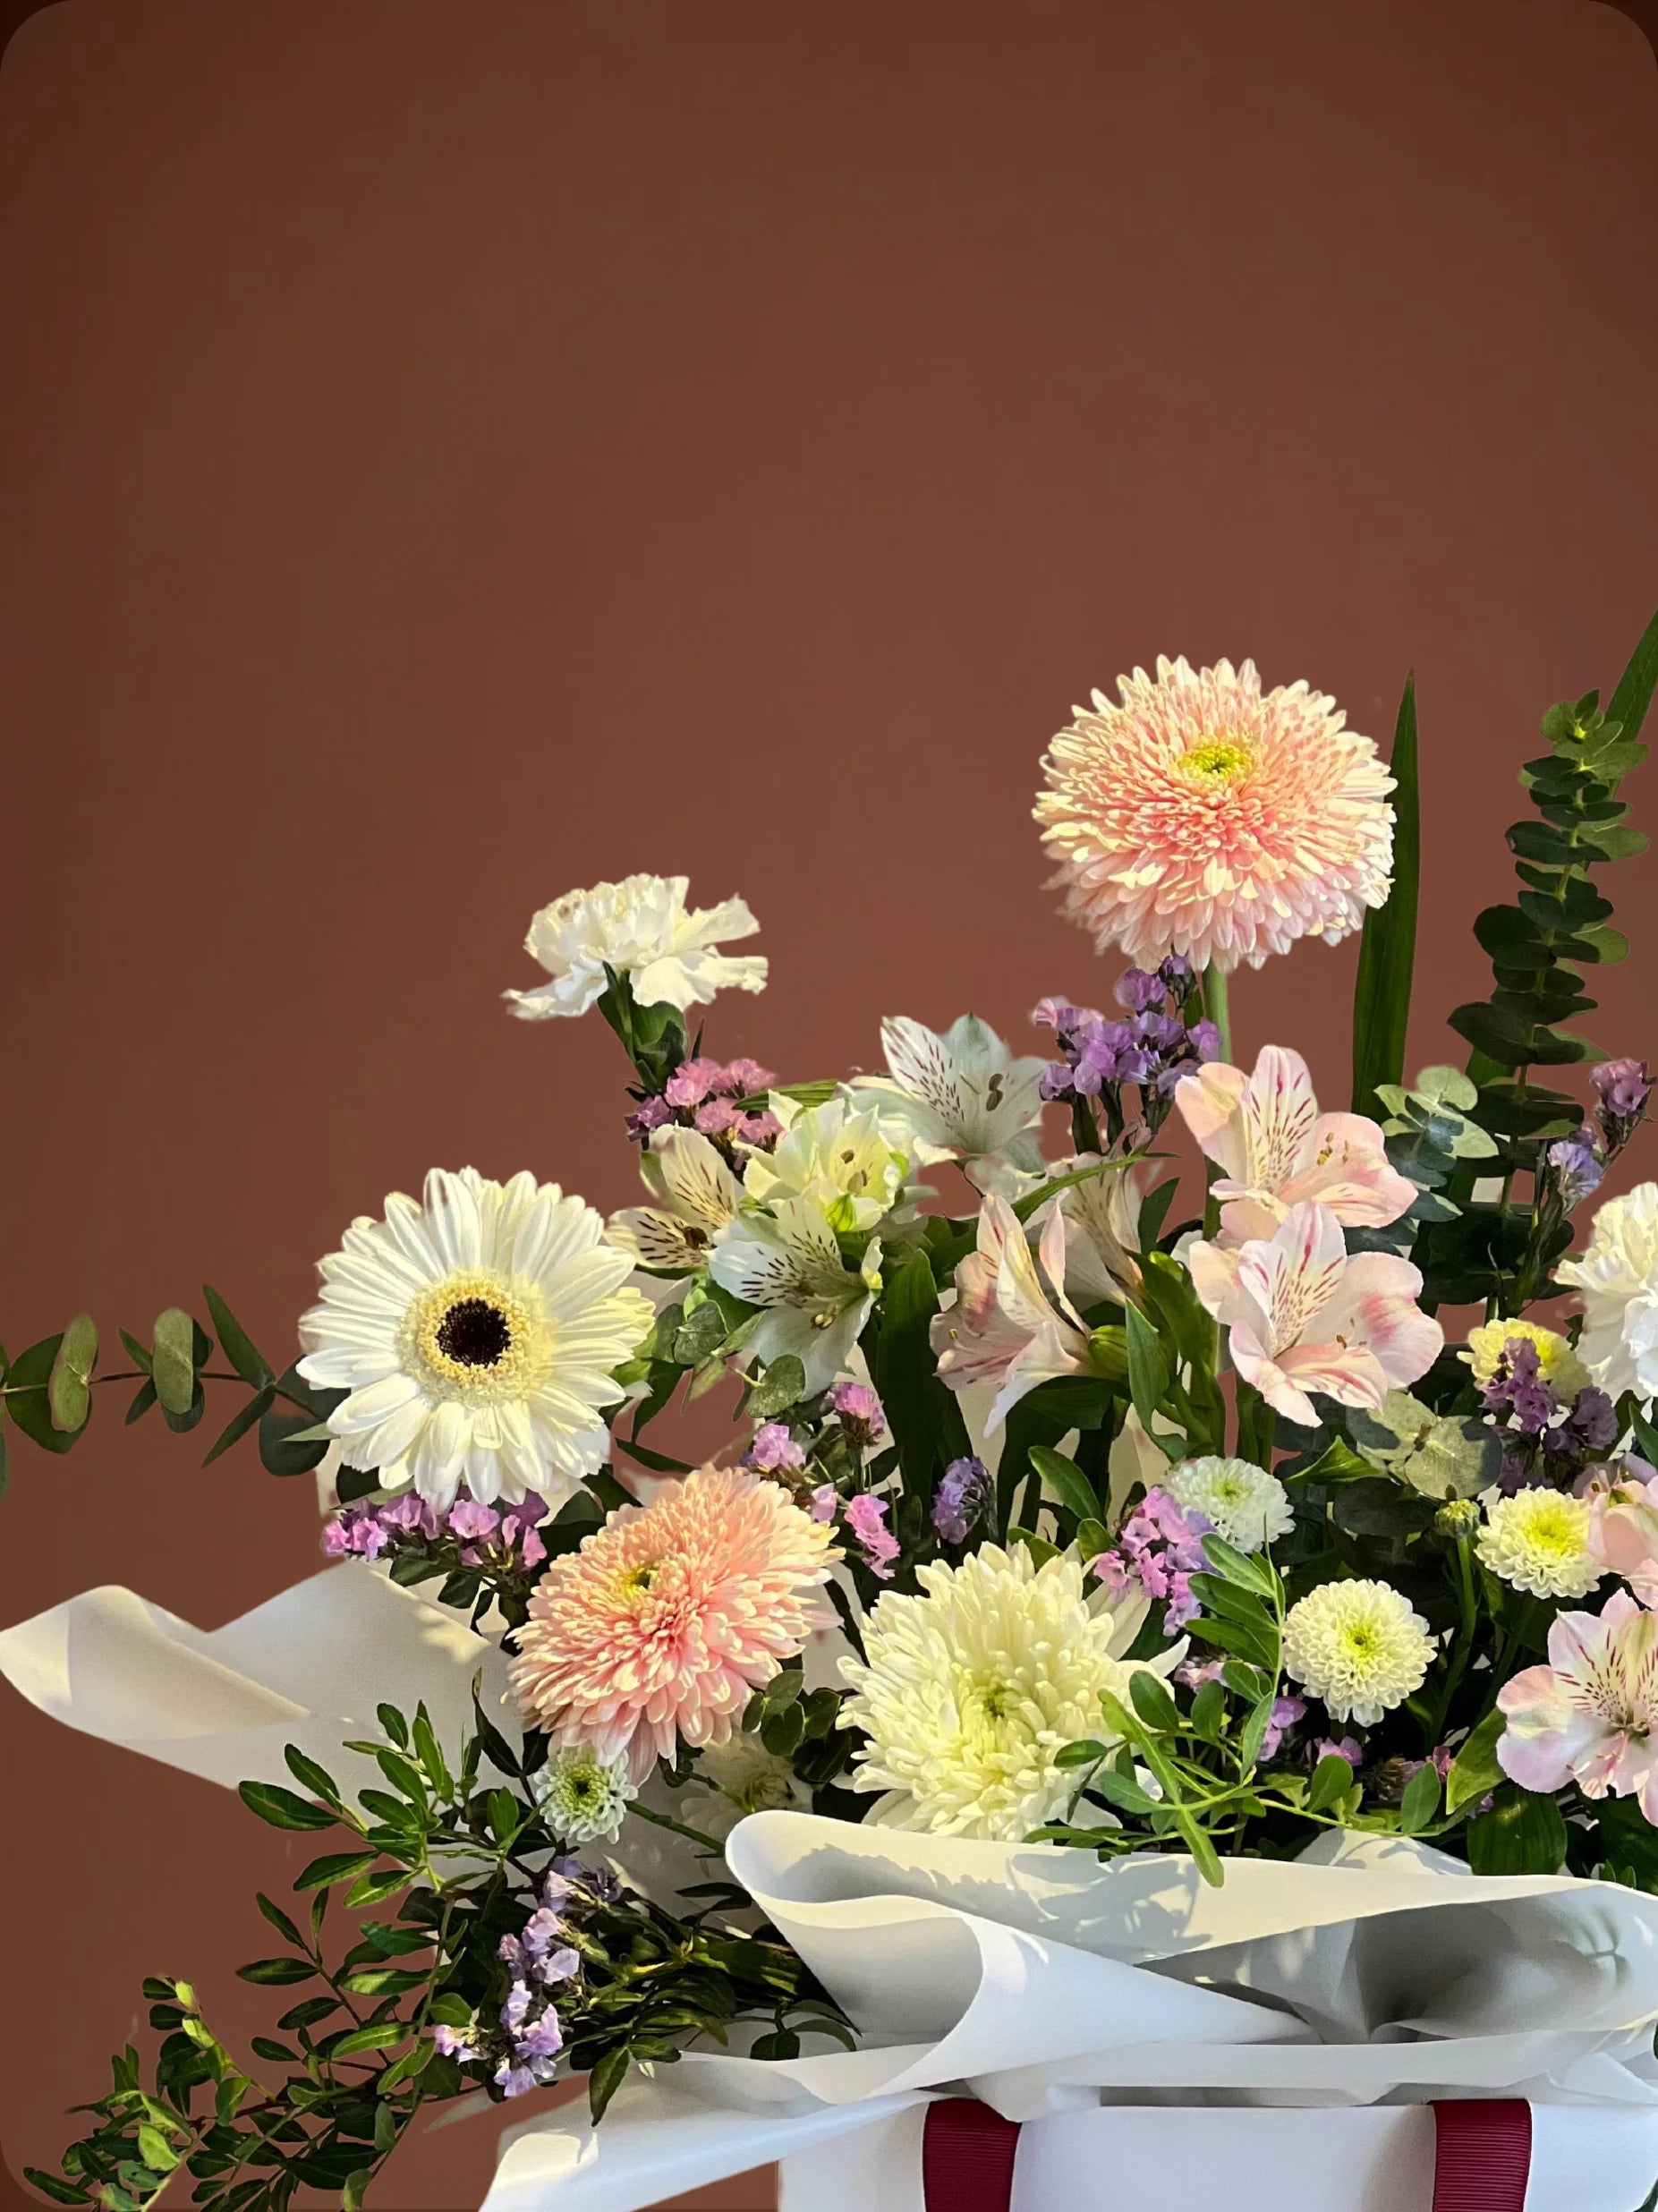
[921,2097,1534,2212]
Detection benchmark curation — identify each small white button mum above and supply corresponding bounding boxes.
[1167,1456,1294,1553]
[1476,1485,1603,1601]
[1281,1577,1434,1726]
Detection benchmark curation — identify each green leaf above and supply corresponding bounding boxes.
[285,1746,345,1807]
[329,2023,410,2059]
[1607,600,1658,750]
[412,1709,453,1799]
[259,1367,336,1476]
[201,1384,276,1468]
[235,1957,318,1986]
[587,2046,632,2122]
[201,1287,273,1389]
[1027,1445,1101,1527]
[47,1314,98,1433]
[1351,671,1419,1116]
[1307,1754,1356,1813]
[1399,1761,1441,1835]
[744,1355,806,1422]
[1127,1667,1180,1735]
[255,1893,304,1946]
[237,1780,337,1831]
[1467,1785,1567,1875]
[1237,1691,1276,1773]
[4,1336,81,1454]
[1199,1531,1279,1603]
[1445,1708,1508,1814]
[294,1850,378,1893]
[1090,1765,1157,1816]
[341,2170,372,2212]
[873,1246,969,1500]
[124,1378,157,1425]
[1124,1301,1171,1442]
[150,1309,198,1417]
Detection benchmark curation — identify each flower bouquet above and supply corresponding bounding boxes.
[9,630,1658,2212]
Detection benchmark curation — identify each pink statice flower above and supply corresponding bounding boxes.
[1497,1589,1658,1818]
[1313,1736,1363,1771]
[1261,1696,1306,1761]
[841,1492,900,1579]
[665,1057,726,1107]
[509,1465,838,1782]
[744,1421,806,1475]
[1187,1200,1441,1426]
[1093,1485,1212,1631]
[1174,1043,1416,1246]
[931,1195,1091,1430]
[1034,656,1394,974]
[827,1381,886,1447]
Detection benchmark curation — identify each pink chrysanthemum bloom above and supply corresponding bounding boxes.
[1034,656,1394,973]
[508,1466,838,1782]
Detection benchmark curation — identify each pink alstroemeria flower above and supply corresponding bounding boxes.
[930,1194,1090,1431]
[1187,1200,1441,1426]
[1175,1044,1417,1245]
[1497,1589,1658,1818]
[1586,1468,1658,1603]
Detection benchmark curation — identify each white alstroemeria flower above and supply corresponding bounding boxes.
[708,1197,882,1393]
[1027,1152,1147,1306]
[742,1094,912,1234]
[503,874,767,1020]
[931,1194,1093,1431]
[850,1015,1050,1195]
[608,1127,743,1273]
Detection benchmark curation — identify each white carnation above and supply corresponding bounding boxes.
[504,873,767,1020]
[838,1543,1175,1841]
[1556,1182,1658,1408]
[1167,1456,1293,1553]
[1476,1485,1602,1601]
[1281,1578,1433,1727]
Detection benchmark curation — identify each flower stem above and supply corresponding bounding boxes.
[1201,964,1233,1062]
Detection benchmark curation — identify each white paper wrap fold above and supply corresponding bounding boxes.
[8,1574,1658,2211]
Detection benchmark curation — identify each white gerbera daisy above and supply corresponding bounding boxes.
[503,874,767,1021]
[531,1746,635,1844]
[1281,1578,1433,1727]
[838,1543,1178,1840]
[1556,1182,1658,1408]
[1476,1485,1602,1601]
[297,1167,653,1510]
[1167,1456,1293,1554]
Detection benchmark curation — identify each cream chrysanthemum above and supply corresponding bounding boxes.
[1557,1183,1658,1408]
[1281,1578,1433,1726]
[1167,1457,1293,1554]
[1476,1486,1603,1602]
[837,1544,1176,1841]
[504,873,767,1020]
[531,1746,636,1844]
[297,1167,652,1510]
[1461,1317,1589,1397]
[1034,656,1394,973]
[510,1466,837,1782]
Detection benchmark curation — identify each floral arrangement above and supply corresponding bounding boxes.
[11,624,1658,2212]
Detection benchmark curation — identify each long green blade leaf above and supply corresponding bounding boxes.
[1351,671,1419,1117]
[1608,600,1658,746]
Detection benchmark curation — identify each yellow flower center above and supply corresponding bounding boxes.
[1176,735,1256,786]
[1523,1498,1584,1559]
[403,1269,550,1403]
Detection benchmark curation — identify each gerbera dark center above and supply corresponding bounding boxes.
[436,1297,513,1368]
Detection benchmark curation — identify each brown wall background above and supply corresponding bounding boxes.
[2,2,1656,2207]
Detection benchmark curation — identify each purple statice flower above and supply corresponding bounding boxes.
[1033,997,1101,1035]
[1547,1125,1604,1211]
[1552,1384,1620,1462]
[1113,967,1166,1013]
[933,1456,992,1546]
[1158,953,1196,994]
[1314,1736,1363,1771]
[809,1484,838,1522]
[744,1421,806,1475]
[735,1109,784,1148]
[624,1093,675,1144]
[1176,1655,1227,1690]
[1481,1337,1559,1437]
[842,1493,900,1580]
[322,1501,395,1559]
[1186,1017,1221,1060]
[500,1494,550,1569]
[693,1095,744,1137]
[722,1057,777,1096]
[1593,1056,1653,1126]
[827,1381,886,1447]
[665,1056,725,1107]
[1098,1487,1212,1633]
[1260,1696,1306,1762]
[448,1500,501,1542]
[379,1492,442,1538]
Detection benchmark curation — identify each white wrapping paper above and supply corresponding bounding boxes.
[8,1575,1658,2211]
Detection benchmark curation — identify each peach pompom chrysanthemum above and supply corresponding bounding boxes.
[508,1465,838,1782]
[1034,656,1394,974]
